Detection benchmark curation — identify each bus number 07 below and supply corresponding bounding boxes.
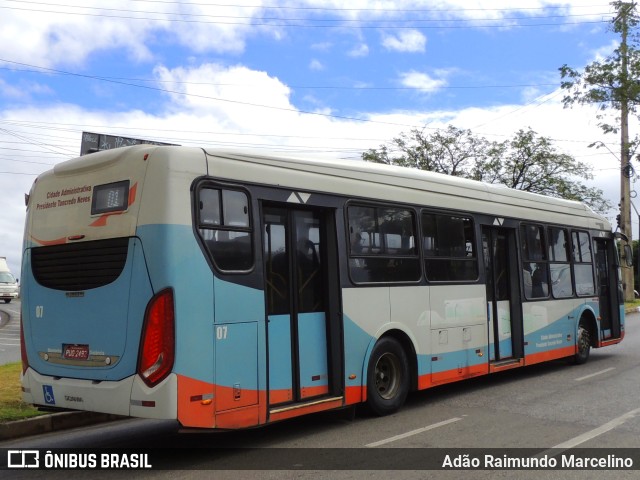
[216,326,228,340]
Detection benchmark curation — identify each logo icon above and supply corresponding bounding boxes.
[43,385,55,405]
[7,450,40,468]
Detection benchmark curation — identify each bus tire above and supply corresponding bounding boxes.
[366,337,409,416]
[574,319,591,365]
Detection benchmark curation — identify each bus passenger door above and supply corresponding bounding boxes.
[594,238,622,340]
[482,227,523,363]
[263,206,340,407]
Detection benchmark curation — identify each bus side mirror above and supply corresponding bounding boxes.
[624,244,634,267]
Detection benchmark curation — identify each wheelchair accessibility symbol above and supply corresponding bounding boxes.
[43,385,55,405]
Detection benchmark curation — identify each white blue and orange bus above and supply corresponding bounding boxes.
[20,145,626,429]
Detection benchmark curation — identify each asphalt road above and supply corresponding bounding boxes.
[2,310,640,479]
[0,299,20,365]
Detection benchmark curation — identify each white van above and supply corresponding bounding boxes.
[0,257,19,303]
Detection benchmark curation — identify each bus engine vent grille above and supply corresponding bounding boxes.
[31,238,129,291]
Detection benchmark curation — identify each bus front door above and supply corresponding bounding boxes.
[594,238,622,340]
[483,227,523,363]
[263,206,340,407]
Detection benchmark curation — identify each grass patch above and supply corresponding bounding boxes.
[625,300,640,309]
[0,362,46,423]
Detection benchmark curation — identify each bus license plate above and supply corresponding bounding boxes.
[63,344,89,360]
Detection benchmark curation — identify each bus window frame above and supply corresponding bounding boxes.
[520,223,551,301]
[571,229,596,297]
[421,209,480,284]
[345,201,422,285]
[193,180,255,275]
[547,226,574,299]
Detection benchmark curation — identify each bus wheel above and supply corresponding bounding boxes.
[574,320,591,365]
[366,337,409,416]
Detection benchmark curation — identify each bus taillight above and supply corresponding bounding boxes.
[20,316,29,374]
[138,288,175,388]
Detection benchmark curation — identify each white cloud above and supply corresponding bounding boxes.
[348,44,370,58]
[0,1,614,70]
[399,71,448,92]
[0,1,272,68]
[381,30,426,53]
[311,42,333,52]
[0,78,53,100]
[152,63,295,131]
[309,59,325,71]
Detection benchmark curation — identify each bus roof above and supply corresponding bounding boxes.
[33,145,609,232]
[203,148,609,231]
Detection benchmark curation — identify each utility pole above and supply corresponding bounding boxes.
[618,2,635,301]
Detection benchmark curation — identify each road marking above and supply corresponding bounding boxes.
[365,417,463,447]
[575,367,615,382]
[551,407,640,449]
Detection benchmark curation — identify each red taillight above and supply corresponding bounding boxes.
[138,288,175,387]
[20,315,29,374]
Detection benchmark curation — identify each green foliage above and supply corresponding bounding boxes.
[559,1,640,150]
[363,126,611,214]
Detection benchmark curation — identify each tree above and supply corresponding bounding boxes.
[363,126,611,214]
[362,125,492,179]
[559,2,640,139]
[559,1,640,300]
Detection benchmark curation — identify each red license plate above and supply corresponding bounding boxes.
[63,344,89,360]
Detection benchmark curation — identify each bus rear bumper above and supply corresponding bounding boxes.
[21,368,178,420]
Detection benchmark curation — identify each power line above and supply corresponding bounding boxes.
[3,0,612,23]
[6,0,613,17]
[0,66,561,91]
[104,0,616,14]
[0,3,610,29]
[0,58,442,130]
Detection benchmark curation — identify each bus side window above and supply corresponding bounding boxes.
[521,224,549,300]
[548,227,573,298]
[198,187,253,272]
[572,230,595,296]
[347,205,420,283]
[422,212,478,282]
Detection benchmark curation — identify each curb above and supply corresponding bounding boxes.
[0,412,126,442]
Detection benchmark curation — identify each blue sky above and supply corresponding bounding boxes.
[0,0,634,275]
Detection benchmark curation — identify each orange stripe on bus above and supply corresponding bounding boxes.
[300,385,330,399]
[344,385,365,405]
[525,346,575,365]
[30,235,67,246]
[177,374,215,428]
[268,389,293,406]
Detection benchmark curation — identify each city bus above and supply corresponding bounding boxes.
[20,145,626,429]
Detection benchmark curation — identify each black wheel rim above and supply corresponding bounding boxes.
[374,352,401,400]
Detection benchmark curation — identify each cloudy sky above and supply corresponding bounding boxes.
[0,0,636,276]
